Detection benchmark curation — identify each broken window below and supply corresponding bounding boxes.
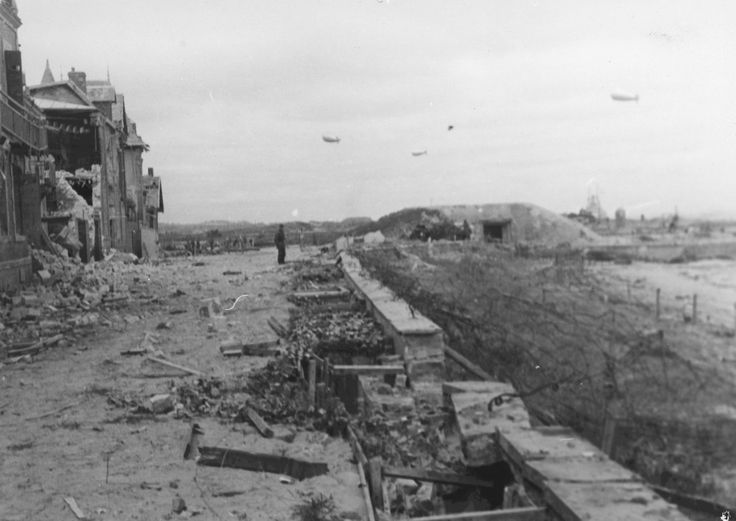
[66,177,94,206]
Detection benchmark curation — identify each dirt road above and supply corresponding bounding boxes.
[0,247,365,521]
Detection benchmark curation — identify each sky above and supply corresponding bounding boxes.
[18,0,736,223]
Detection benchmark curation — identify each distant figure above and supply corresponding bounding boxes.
[462,219,471,240]
[274,224,286,264]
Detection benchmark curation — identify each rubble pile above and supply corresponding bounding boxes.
[289,310,390,362]
[357,412,458,469]
[0,248,160,362]
[158,360,351,436]
[291,261,343,291]
[245,358,350,435]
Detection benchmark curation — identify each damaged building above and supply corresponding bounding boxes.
[0,0,49,289]
[28,61,161,262]
[141,168,163,259]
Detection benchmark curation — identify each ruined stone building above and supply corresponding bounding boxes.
[141,168,163,259]
[0,0,49,289]
[29,63,159,261]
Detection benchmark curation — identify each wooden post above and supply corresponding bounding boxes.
[368,457,384,511]
[692,294,697,323]
[601,415,616,458]
[324,356,331,388]
[308,359,317,408]
[655,288,661,320]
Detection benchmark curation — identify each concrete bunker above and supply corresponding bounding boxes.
[481,218,512,243]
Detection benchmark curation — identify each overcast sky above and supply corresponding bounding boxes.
[19,0,736,223]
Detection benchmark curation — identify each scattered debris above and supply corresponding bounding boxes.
[146,356,204,377]
[63,496,89,520]
[147,394,174,414]
[243,406,274,438]
[171,496,187,514]
[198,446,329,480]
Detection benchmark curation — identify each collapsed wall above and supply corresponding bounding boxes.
[49,169,98,258]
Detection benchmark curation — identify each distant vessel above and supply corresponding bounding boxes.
[411,150,428,157]
[611,92,639,102]
[322,135,341,143]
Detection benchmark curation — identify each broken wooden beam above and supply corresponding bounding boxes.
[332,365,405,376]
[409,506,545,521]
[243,406,274,438]
[443,346,493,381]
[290,288,350,301]
[121,347,148,356]
[308,359,317,407]
[382,466,495,489]
[146,356,203,377]
[368,457,384,512]
[63,496,89,520]
[7,341,42,357]
[650,484,734,517]
[346,425,368,466]
[197,446,328,480]
[267,317,289,338]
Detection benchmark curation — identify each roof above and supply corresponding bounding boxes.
[87,81,116,103]
[143,176,164,213]
[124,115,149,149]
[33,98,97,112]
[126,133,149,149]
[29,81,97,112]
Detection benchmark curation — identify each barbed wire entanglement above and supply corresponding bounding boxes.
[355,241,736,497]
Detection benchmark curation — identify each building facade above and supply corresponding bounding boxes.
[0,0,48,289]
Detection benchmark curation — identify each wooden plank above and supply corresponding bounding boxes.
[291,288,350,300]
[244,406,274,438]
[346,425,368,466]
[242,339,280,356]
[381,479,391,514]
[409,506,545,521]
[368,457,384,512]
[356,459,377,521]
[63,496,89,520]
[443,346,494,381]
[332,365,405,376]
[7,342,42,357]
[382,466,495,489]
[308,359,317,407]
[198,446,328,480]
[146,356,203,377]
[267,317,288,338]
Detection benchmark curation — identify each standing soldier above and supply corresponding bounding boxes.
[274,224,286,265]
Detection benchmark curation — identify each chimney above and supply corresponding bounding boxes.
[68,67,87,93]
[148,167,154,177]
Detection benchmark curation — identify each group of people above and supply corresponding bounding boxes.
[183,225,287,264]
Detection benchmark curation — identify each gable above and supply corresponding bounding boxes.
[29,83,92,107]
